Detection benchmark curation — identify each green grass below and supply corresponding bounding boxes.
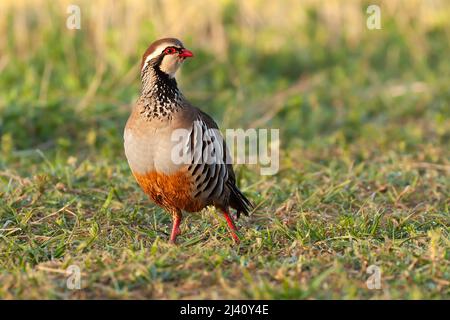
[0,1,449,299]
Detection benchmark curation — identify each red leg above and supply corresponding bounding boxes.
[223,210,240,243]
[170,210,182,244]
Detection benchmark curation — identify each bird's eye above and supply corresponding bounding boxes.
[164,47,177,55]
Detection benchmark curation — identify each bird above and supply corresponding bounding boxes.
[124,38,253,244]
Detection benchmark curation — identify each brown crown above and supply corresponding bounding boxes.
[141,38,184,70]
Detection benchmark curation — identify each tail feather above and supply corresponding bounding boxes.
[227,181,253,219]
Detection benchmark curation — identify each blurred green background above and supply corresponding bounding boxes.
[0,0,449,299]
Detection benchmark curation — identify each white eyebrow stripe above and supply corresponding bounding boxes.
[142,44,166,71]
[141,43,176,72]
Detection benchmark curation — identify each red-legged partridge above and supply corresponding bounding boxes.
[124,38,253,244]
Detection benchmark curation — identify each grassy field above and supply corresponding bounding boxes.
[0,0,449,299]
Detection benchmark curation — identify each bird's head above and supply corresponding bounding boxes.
[141,38,193,78]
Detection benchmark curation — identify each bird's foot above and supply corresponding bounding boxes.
[169,212,182,244]
[230,230,241,244]
[223,210,241,244]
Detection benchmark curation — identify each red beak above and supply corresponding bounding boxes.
[179,48,194,58]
